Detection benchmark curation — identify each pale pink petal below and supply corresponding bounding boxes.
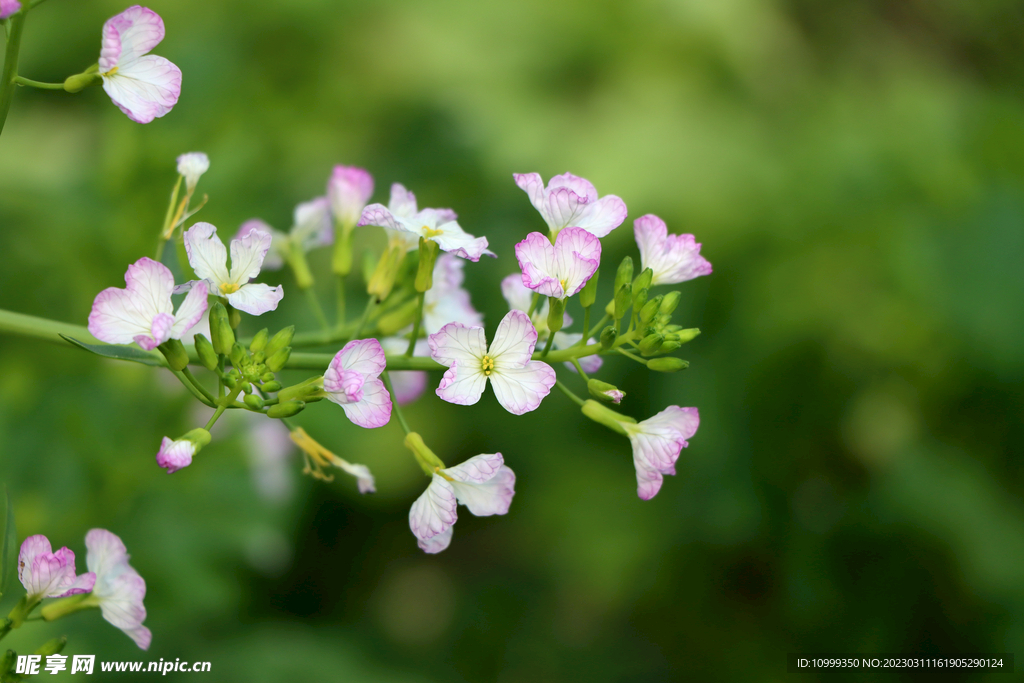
[488,310,538,368]
[56,567,97,597]
[324,368,364,404]
[443,452,504,484]
[627,406,699,477]
[428,322,487,366]
[126,624,152,650]
[548,172,598,202]
[96,572,148,638]
[84,529,130,579]
[102,55,181,124]
[184,223,230,284]
[328,165,374,227]
[228,226,273,283]
[429,220,491,262]
[513,173,547,217]
[156,437,194,473]
[0,0,21,20]
[436,362,488,406]
[388,183,418,218]
[515,232,563,298]
[572,195,628,238]
[418,525,453,554]
[500,273,534,312]
[176,152,209,190]
[553,332,603,374]
[336,338,387,377]
[388,371,428,405]
[89,290,152,346]
[544,187,590,233]
[489,361,555,415]
[451,465,515,517]
[409,476,457,542]
[634,462,665,501]
[226,283,284,316]
[101,6,164,70]
[236,219,287,271]
[357,203,403,231]
[133,311,173,350]
[634,214,712,285]
[337,461,376,493]
[553,227,601,296]
[124,257,174,311]
[18,535,54,595]
[291,197,333,250]
[340,377,392,428]
[169,281,209,338]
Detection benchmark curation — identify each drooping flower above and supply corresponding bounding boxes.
[289,427,375,493]
[428,310,556,415]
[98,6,182,124]
[89,257,208,351]
[422,253,483,334]
[514,172,627,238]
[0,0,21,20]
[409,453,515,554]
[514,227,601,300]
[85,529,151,650]
[18,536,96,600]
[155,428,210,474]
[624,407,700,500]
[634,214,712,286]
[323,339,392,428]
[359,183,492,261]
[380,337,429,405]
[176,152,209,192]
[328,165,375,229]
[184,222,284,315]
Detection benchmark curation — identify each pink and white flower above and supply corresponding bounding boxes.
[236,198,333,272]
[176,152,208,192]
[155,437,194,473]
[429,310,556,415]
[409,453,515,554]
[423,253,483,334]
[624,406,700,500]
[0,0,21,20]
[98,6,181,124]
[184,222,284,315]
[514,227,601,300]
[85,529,151,650]
[634,214,712,286]
[328,165,374,229]
[514,172,627,238]
[18,536,96,600]
[89,257,208,351]
[359,183,492,261]
[324,339,392,428]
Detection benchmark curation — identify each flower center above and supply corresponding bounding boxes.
[219,282,240,294]
[422,226,444,238]
[100,66,119,77]
[481,355,495,376]
[560,278,568,293]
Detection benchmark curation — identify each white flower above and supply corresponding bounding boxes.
[183,222,284,315]
[85,529,151,650]
[176,152,209,192]
[624,407,700,500]
[18,536,95,600]
[514,172,627,238]
[634,214,712,286]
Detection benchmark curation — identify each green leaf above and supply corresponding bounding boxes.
[1,487,15,597]
[59,335,165,366]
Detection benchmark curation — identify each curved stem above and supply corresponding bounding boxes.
[0,11,26,138]
[540,332,555,358]
[616,348,649,366]
[571,357,590,382]
[180,367,216,405]
[13,75,63,89]
[381,370,411,434]
[304,287,330,331]
[554,379,585,407]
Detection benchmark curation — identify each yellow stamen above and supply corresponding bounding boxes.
[219,282,240,294]
[481,355,495,376]
[290,427,345,482]
[100,66,119,77]
[422,226,443,238]
[433,466,455,482]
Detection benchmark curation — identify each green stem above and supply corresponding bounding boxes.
[0,11,26,138]
[171,369,215,407]
[13,75,63,89]
[578,307,591,346]
[381,370,411,434]
[205,405,227,431]
[335,275,346,329]
[585,313,609,342]
[352,296,377,339]
[540,332,555,358]
[304,287,330,331]
[616,348,649,366]
[571,357,590,382]
[526,293,540,317]
[406,291,425,357]
[554,379,585,407]
[181,367,216,404]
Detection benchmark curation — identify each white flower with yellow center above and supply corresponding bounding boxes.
[183,222,284,316]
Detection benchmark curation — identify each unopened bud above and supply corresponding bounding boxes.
[633,287,648,312]
[250,328,269,353]
[243,394,264,410]
[376,297,420,336]
[660,291,681,315]
[581,399,635,436]
[638,333,664,356]
[614,256,633,291]
[632,267,653,294]
[613,284,631,322]
[265,326,295,357]
[367,243,405,301]
[414,237,441,292]
[588,379,625,404]
[209,303,235,355]
[265,346,291,372]
[227,306,241,329]
[194,334,219,370]
[63,72,101,93]
[0,650,14,676]
[668,328,701,344]
[579,269,599,308]
[647,357,689,372]
[277,376,325,403]
[260,372,276,383]
[267,400,305,418]
[657,341,681,354]
[34,637,67,657]
[639,296,662,324]
[261,380,282,392]
[547,297,566,334]
[600,326,616,349]
[157,339,189,371]
[230,342,246,367]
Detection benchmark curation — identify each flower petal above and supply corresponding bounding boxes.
[388,183,418,218]
[489,361,555,415]
[228,225,273,284]
[450,463,515,517]
[409,475,457,542]
[553,227,601,296]
[156,437,194,474]
[336,460,376,494]
[101,6,164,70]
[500,273,534,313]
[340,377,392,428]
[388,370,428,405]
[357,203,403,231]
[428,322,486,367]
[573,195,628,238]
[291,197,333,250]
[184,223,230,284]
[335,338,386,378]
[324,368,364,404]
[634,214,713,285]
[226,283,284,316]
[515,232,563,298]
[634,462,665,501]
[429,220,491,262]
[436,361,488,406]
[133,312,173,350]
[627,406,699,474]
[102,55,181,124]
[328,165,374,228]
[84,528,130,580]
[169,281,209,338]
[18,535,53,594]
[418,525,453,554]
[488,309,538,368]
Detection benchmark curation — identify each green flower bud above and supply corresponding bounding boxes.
[260,372,276,383]
[264,326,295,357]
[614,256,633,292]
[600,326,616,349]
[267,400,305,418]
[587,379,625,404]
[261,380,282,392]
[265,346,291,372]
[657,341,681,354]
[638,333,664,356]
[34,637,67,657]
[660,291,681,315]
[277,376,325,403]
[250,328,269,353]
[547,297,566,334]
[613,284,632,322]
[647,357,689,372]
[579,268,599,309]
[194,334,219,370]
[157,339,189,371]
[376,297,421,336]
[228,306,242,330]
[182,427,213,449]
[414,237,441,292]
[404,431,446,474]
[367,243,406,301]
[633,287,648,312]
[63,71,101,93]
[668,328,701,344]
[243,394,264,410]
[230,342,246,368]
[240,381,252,394]
[632,267,653,294]
[0,649,15,676]
[639,296,662,324]
[209,303,235,355]
[581,399,635,436]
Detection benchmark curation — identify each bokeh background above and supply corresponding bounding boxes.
[2,0,1024,680]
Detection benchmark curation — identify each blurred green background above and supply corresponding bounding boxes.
[3,0,1024,680]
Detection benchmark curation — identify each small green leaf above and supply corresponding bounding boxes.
[1,487,15,597]
[60,335,164,366]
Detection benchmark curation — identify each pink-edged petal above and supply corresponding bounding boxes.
[133,312,173,350]
[228,226,273,283]
[436,361,488,406]
[340,377,392,428]
[328,165,375,227]
[226,283,283,316]
[451,464,515,517]
[55,569,97,597]
[553,227,601,296]
[335,337,386,377]
[84,529,130,579]
[544,187,589,233]
[489,361,555,415]
[169,281,209,338]
[554,332,603,374]
[573,195,628,238]
[634,214,713,285]
[513,172,547,216]
[488,309,538,368]
[18,535,53,594]
[89,289,152,345]
[388,370,428,405]
[124,257,174,311]
[101,6,164,70]
[388,183,418,218]
[409,475,457,542]
[418,525,453,554]
[501,273,534,312]
[237,220,287,271]
[156,437,194,474]
[291,197,333,250]
[428,322,486,366]
[126,624,152,650]
[548,172,598,203]
[184,223,230,283]
[627,406,699,473]
[176,152,209,190]
[444,452,504,484]
[357,203,403,231]
[337,461,376,493]
[97,571,147,633]
[324,368,364,404]
[429,220,491,262]
[102,55,181,124]
[634,462,666,500]
[515,232,563,298]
